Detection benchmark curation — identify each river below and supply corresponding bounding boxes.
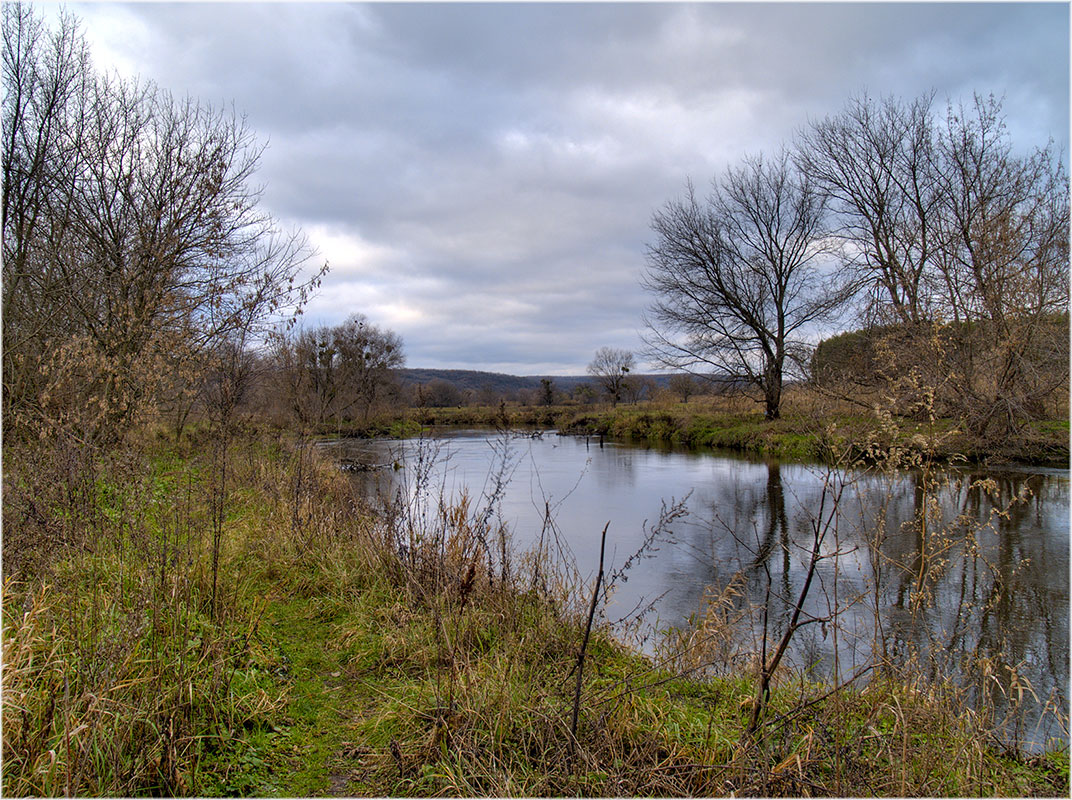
[323,428,1069,749]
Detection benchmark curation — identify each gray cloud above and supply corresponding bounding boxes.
[72,2,1069,374]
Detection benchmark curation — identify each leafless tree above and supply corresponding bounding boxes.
[274,316,403,427]
[796,92,944,326]
[275,326,338,428]
[420,378,464,408]
[2,5,322,443]
[587,347,634,407]
[644,151,852,420]
[332,314,405,421]
[931,94,1070,434]
[2,5,92,430]
[800,91,1069,434]
[667,373,696,404]
[622,375,655,405]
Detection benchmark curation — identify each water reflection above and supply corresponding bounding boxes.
[328,431,1069,747]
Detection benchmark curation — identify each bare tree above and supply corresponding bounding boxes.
[667,373,696,404]
[623,375,655,405]
[644,151,852,420]
[2,5,322,443]
[332,314,405,421]
[420,378,464,408]
[274,315,403,427]
[274,327,336,427]
[796,92,944,326]
[932,94,1070,434]
[800,91,1069,434]
[2,5,92,430]
[587,347,634,407]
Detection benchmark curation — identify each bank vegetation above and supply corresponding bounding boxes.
[3,6,1068,797]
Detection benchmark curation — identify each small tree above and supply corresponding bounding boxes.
[622,375,655,405]
[540,377,555,407]
[587,347,634,407]
[668,373,696,404]
[476,383,500,406]
[332,314,404,421]
[573,383,597,405]
[421,378,463,408]
[274,315,403,427]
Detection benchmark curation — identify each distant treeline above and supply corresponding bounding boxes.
[394,369,747,409]
[400,369,664,398]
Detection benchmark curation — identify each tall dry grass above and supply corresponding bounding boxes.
[1,429,291,795]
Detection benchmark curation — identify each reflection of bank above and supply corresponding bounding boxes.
[882,470,1069,748]
[699,462,1069,750]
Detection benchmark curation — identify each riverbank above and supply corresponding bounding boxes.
[3,429,1068,796]
[322,400,1070,468]
[556,407,1071,467]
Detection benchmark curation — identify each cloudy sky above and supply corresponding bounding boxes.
[68,1,1068,375]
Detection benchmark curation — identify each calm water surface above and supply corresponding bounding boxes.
[325,429,1069,747]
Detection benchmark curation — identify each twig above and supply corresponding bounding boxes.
[571,521,610,743]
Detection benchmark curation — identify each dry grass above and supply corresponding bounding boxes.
[1,430,288,795]
[3,424,1067,796]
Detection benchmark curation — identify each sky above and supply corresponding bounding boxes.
[65,1,1069,375]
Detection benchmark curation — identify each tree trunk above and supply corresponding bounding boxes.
[764,359,783,420]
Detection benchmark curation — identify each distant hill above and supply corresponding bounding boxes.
[398,369,540,394]
[397,368,676,396]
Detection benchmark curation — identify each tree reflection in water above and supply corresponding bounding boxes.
[688,462,1068,749]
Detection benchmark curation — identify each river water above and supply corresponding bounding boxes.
[324,428,1069,748]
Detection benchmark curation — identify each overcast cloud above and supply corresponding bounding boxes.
[69,2,1069,374]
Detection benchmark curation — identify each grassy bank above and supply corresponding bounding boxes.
[556,407,1070,466]
[321,396,1070,467]
[3,428,1068,796]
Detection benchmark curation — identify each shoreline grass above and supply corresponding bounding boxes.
[317,398,1070,468]
[3,426,1068,796]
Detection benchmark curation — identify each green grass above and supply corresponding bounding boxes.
[556,407,836,461]
[202,595,362,797]
[1030,418,1071,436]
[553,405,1069,467]
[4,428,1068,796]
